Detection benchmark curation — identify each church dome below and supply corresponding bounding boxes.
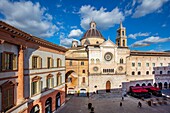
[80,21,105,45]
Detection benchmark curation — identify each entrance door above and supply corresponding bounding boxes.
[56,93,60,110]
[45,97,52,113]
[106,81,111,93]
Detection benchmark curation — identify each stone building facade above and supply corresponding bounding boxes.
[0,21,67,113]
[65,21,170,95]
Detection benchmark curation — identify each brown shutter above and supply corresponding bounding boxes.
[32,56,34,69]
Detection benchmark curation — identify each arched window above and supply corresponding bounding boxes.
[148,83,152,86]
[30,104,40,113]
[138,71,141,75]
[91,58,94,64]
[146,71,149,75]
[96,58,100,63]
[160,71,162,74]
[123,40,125,46]
[132,71,135,75]
[152,71,155,74]
[167,71,170,74]
[136,84,140,86]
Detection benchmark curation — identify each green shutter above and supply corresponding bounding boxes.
[2,52,5,70]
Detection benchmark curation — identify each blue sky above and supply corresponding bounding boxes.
[0,0,170,51]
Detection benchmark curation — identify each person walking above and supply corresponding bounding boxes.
[120,102,122,107]
[122,96,124,101]
[138,101,142,108]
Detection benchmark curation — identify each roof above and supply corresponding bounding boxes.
[80,21,105,41]
[130,50,170,56]
[0,21,68,52]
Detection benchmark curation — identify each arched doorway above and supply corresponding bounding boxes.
[142,83,146,86]
[65,70,78,95]
[106,81,111,93]
[164,82,168,89]
[136,84,140,86]
[56,92,60,110]
[45,97,52,113]
[154,83,157,87]
[30,104,40,113]
[158,82,162,89]
[148,83,152,86]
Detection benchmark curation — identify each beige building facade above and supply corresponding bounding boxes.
[65,21,170,96]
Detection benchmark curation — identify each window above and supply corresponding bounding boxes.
[168,71,170,74]
[152,63,155,67]
[81,61,84,65]
[82,70,85,73]
[57,73,62,86]
[123,40,125,46]
[146,71,149,75]
[120,58,123,64]
[96,59,100,63]
[69,60,72,66]
[82,77,85,83]
[138,63,141,67]
[32,56,42,69]
[146,63,149,67]
[91,58,94,64]
[122,31,124,36]
[132,63,135,67]
[132,71,135,75]
[57,58,62,67]
[168,63,170,66]
[160,63,163,66]
[47,57,53,68]
[47,75,54,89]
[1,81,15,112]
[152,71,155,74]
[31,76,42,95]
[1,52,17,71]
[160,71,162,74]
[138,71,141,75]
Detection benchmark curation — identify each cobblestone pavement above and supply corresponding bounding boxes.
[56,93,170,113]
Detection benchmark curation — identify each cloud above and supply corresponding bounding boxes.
[132,0,168,18]
[125,9,132,16]
[68,29,83,38]
[59,32,80,47]
[162,24,166,27]
[130,36,170,47]
[79,5,125,30]
[0,0,58,38]
[128,32,150,39]
[56,4,62,8]
[70,26,77,29]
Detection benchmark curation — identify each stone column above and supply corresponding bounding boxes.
[17,45,25,104]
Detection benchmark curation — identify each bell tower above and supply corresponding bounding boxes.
[116,21,127,47]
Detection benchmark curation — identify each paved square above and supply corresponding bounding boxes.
[56,94,170,113]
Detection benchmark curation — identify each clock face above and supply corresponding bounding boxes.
[93,66,99,71]
[104,52,113,61]
[118,66,123,71]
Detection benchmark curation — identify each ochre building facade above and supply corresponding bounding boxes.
[65,21,170,95]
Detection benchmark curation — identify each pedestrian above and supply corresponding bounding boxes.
[122,96,124,101]
[120,102,122,107]
[138,101,142,108]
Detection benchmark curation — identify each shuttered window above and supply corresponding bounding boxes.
[47,57,53,68]
[47,77,54,88]
[1,52,17,71]
[32,56,42,69]
[31,81,42,95]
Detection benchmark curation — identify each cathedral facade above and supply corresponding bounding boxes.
[65,21,170,95]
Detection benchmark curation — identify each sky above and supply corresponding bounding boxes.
[0,0,170,51]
